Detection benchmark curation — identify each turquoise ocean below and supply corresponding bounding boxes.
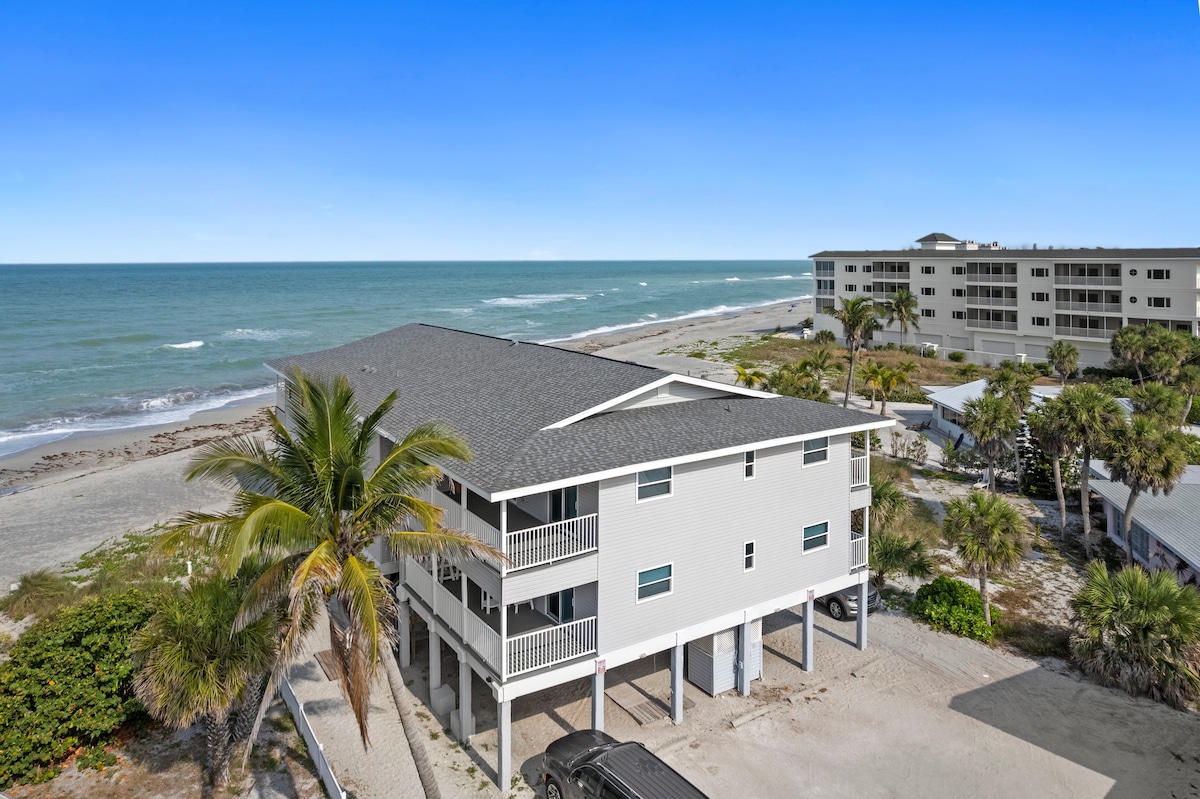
[0,261,813,457]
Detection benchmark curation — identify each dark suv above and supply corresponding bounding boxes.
[542,729,710,799]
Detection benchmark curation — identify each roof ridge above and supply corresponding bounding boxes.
[412,322,667,373]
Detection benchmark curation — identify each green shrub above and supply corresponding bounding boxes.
[910,576,995,642]
[814,329,836,345]
[1103,377,1135,398]
[1187,402,1200,426]
[0,590,154,787]
[947,350,966,363]
[1035,361,1054,377]
[0,571,76,620]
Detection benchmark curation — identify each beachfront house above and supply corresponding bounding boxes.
[925,379,1064,448]
[267,323,893,788]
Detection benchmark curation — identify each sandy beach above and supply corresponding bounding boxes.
[0,299,812,590]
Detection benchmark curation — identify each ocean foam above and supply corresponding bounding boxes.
[221,328,307,342]
[481,293,581,307]
[638,282,647,286]
[725,277,740,281]
[163,341,204,349]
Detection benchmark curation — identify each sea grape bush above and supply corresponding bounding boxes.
[910,576,996,643]
[0,590,154,787]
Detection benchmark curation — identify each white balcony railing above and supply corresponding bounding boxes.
[1054,275,1122,287]
[432,579,464,640]
[850,453,869,488]
[1054,301,1123,314]
[508,617,598,677]
[423,487,503,551]
[850,531,868,570]
[507,514,599,571]
[1055,326,1114,340]
[964,295,1018,307]
[463,609,503,670]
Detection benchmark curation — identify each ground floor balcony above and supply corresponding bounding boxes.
[403,557,598,680]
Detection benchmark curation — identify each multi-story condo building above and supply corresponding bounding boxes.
[268,324,892,787]
[813,233,1200,366]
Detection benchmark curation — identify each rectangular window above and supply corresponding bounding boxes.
[1032,292,1049,302]
[921,287,935,296]
[636,466,672,501]
[921,308,935,317]
[1031,267,1049,277]
[744,451,756,480]
[862,264,872,273]
[1032,316,1049,326]
[845,284,856,293]
[1149,269,1171,280]
[803,522,829,552]
[803,437,828,465]
[952,266,966,275]
[952,288,965,297]
[637,564,673,601]
[845,265,857,273]
[952,310,966,319]
[921,266,935,274]
[744,541,755,572]
[1147,297,1171,308]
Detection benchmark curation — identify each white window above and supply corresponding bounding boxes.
[637,564,673,601]
[921,266,935,274]
[921,287,935,296]
[1149,269,1171,280]
[845,284,857,292]
[1032,316,1049,326]
[1148,297,1171,308]
[802,521,829,553]
[637,466,672,501]
[744,451,756,480]
[1032,292,1049,302]
[952,288,965,297]
[803,437,828,465]
[744,541,756,572]
[952,311,966,319]
[921,308,935,318]
[952,266,966,275]
[862,264,873,273]
[845,265,857,273]
[1031,267,1049,277]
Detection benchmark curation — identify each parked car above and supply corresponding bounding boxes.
[542,729,710,799]
[816,583,880,620]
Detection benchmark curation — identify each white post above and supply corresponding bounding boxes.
[398,597,412,668]
[497,699,512,791]
[591,668,605,730]
[856,582,869,651]
[737,622,751,696]
[802,598,815,672]
[500,499,509,571]
[671,644,685,724]
[429,628,442,692]
[500,603,508,680]
[458,653,473,742]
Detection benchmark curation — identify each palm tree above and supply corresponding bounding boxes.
[876,366,914,417]
[1146,326,1193,384]
[1058,384,1125,558]
[130,565,279,788]
[825,296,875,409]
[1176,365,1200,428]
[962,393,1019,493]
[1071,561,1200,710]
[163,370,502,799]
[1104,414,1189,566]
[943,491,1028,625]
[860,359,885,410]
[877,288,921,347]
[733,364,768,390]
[1111,325,1151,387]
[868,532,933,592]
[794,346,840,385]
[986,366,1034,487]
[1130,382,1186,430]
[955,363,982,382]
[869,475,911,530]
[1046,340,1079,387]
[1025,398,1076,536]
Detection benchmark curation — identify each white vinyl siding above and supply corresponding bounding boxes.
[637,563,673,602]
[636,466,672,501]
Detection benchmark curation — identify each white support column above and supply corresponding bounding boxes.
[856,582,869,651]
[802,598,814,672]
[737,622,751,696]
[398,597,412,668]
[458,653,474,742]
[429,628,442,691]
[461,572,468,636]
[500,499,509,568]
[671,644,685,724]
[591,668,605,731]
[499,604,508,681]
[497,699,512,791]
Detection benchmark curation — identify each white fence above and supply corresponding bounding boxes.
[850,532,868,570]
[508,616,598,677]
[850,454,869,488]
[279,676,347,799]
[507,514,599,570]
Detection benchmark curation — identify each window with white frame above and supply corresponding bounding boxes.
[1032,291,1049,302]
[952,266,966,275]
[1031,267,1049,277]
[803,437,828,465]
[744,541,755,571]
[921,266,935,274]
[845,265,857,273]
[744,451,756,480]
[637,564,673,601]
[1148,297,1171,308]
[921,308,935,317]
[1032,316,1049,326]
[1149,269,1171,280]
[845,284,857,293]
[921,287,935,296]
[952,310,966,319]
[637,467,672,500]
[802,522,829,552]
[952,288,965,297]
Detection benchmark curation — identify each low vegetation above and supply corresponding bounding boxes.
[910,576,996,643]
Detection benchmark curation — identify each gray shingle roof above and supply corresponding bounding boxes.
[266,324,889,496]
[809,247,1200,259]
[916,233,960,243]
[1090,481,1200,572]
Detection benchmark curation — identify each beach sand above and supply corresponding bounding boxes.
[0,298,813,589]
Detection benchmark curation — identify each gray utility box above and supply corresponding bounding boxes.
[686,619,762,696]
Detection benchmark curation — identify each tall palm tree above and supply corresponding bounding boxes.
[163,370,502,799]
[794,346,840,385]
[869,475,912,530]
[986,366,1034,486]
[1111,325,1151,387]
[876,366,914,417]
[1071,561,1200,710]
[943,491,1027,625]
[877,288,921,347]
[1058,384,1125,559]
[1146,326,1193,384]
[1025,398,1076,536]
[825,296,875,409]
[1130,382,1186,430]
[860,359,885,410]
[1104,414,1189,566]
[962,393,1019,493]
[1176,365,1200,428]
[868,532,933,592]
[1046,340,1079,387]
[130,564,279,788]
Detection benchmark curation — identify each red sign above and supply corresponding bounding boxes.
[596,659,607,674]
[807,589,815,602]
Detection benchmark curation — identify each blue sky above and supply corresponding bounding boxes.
[2,1,1198,262]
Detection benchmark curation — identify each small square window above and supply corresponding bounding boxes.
[845,284,856,293]
[637,467,672,501]
[952,266,966,275]
[1148,297,1171,308]
[1149,269,1171,280]
[952,310,966,319]
[1031,267,1049,278]
[744,451,756,480]
[952,288,965,297]
[1032,292,1049,302]
[921,266,935,274]
[803,522,829,552]
[1032,316,1049,326]
[921,287,935,296]
[920,308,935,317]
[845,265,857,273]
[744,541,756,572]
[637,564,673,601]
[803,437,828,465]
[862,264,873,273]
